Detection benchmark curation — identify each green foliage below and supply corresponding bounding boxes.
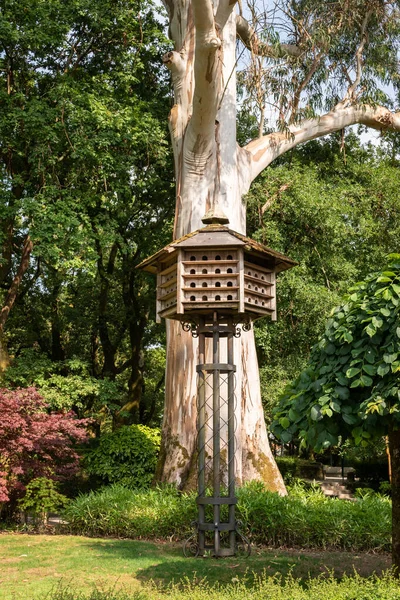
[63,482,391,552]
[271,255,400,450]
[275,457,324,483]
[85,425,161,488]
[3,349,123,414]
[33,572,400,600]
[18,477,68,524]
[63,484,197,539]
[0,0,173,427]
[247,136,400,420]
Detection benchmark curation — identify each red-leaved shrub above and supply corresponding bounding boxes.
[0,387,89,508]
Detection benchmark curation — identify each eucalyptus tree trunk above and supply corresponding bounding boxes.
[157,0,400,491]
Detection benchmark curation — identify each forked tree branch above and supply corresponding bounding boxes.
[184,0,221,159]
[236,15,301,58]
[343,9,372,104]
[242,104,400,184]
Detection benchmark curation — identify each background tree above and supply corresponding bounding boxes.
[158,0,400,491]
[245,133,400,422]
[271,255,400,567]
[0,0,173,426]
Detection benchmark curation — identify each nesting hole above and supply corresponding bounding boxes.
[227,281,233,287]
[202,282,208,288]
[227,254,233,260]
[190,256,196,261]
[202,255,208,261]
[202,268,208,274]
[190,296,196,301]
[215,255,221,260]
[190,269,196,275]
[215,295,221,301]
[215,268,221,274]
[227,268,233,274]
[215,282,221,288]
[227,295,233,301]
[202,295,208,301]
[190,282,196,288]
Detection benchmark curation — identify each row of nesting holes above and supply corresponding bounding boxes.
[248,285,266,293]
[190,295,234,302]
[247,270,267,281]
[189,267,234,274]
[246,297,266,306]
[190,254,234,261]
[189,281,233,288]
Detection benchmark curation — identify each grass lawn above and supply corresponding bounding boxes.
[0,534,392,600]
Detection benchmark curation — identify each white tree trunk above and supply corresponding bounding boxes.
[157,0,400,492]
[157,2,286,493]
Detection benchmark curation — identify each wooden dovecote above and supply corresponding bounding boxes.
[137,221,296,324]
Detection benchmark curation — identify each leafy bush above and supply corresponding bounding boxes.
[40,571,400,600]
[276,457,324,482]
[63,481,391,551]
[18,477,69,525]
[0,387,88,516]
[85,425,161,489]
[63,484,196,538]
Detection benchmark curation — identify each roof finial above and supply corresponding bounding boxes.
[202,205,230,225]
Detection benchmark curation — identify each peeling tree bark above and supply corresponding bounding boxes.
[157,0,400,493]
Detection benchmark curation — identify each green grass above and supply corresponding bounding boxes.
[0,534,393,600]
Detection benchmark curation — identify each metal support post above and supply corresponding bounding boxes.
[184,314,250,558]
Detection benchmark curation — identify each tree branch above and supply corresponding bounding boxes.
[342,9,372,104]
[242,104,400,185]
[0,235,33,331]
[236,15,301,58]
[184,0,221,161]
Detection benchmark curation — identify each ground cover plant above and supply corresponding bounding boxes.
[0,534,393,600]
[61,482,391,552]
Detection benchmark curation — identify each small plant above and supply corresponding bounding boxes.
[18,477,69,527]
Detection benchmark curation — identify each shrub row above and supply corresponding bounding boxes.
[41,572,400,600]
[62,482,391,552]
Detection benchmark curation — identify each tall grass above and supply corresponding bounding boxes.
[62,481,391,552]
[41,572,400,600]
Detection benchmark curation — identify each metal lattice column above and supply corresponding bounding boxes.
[184,314,250,558]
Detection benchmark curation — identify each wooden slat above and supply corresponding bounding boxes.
[156,272,162,324]
[183,286,239,292]
[244,261,272,274]
[182,260,238,266]
[160,263,177,277]
[159,276,177,289]
[182,273,238,279]
[176,249,183,314]
[244,273,273,285]
[158,289,177,301]
[238,249,245,313]
[245,288,273,300]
